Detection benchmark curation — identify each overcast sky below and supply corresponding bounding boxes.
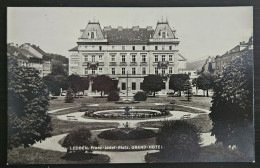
[7,7,253,61]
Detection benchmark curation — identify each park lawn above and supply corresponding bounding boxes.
[7,147,110,164]
[138,114,212,133]
[145,143,249,163]
[51,115,119,136]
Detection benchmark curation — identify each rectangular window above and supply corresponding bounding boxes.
[99,68,102,73]
[111,55,115,62]
[132,55,136,62]
[140,82,143,90]
[99,46,102,50]
[122,68,125,75]
[162,46,165,50]
[122,46,125,50]
[162,68,166,75]
[169,46,172,50]
[85,68,88,74]
[92,46,95,49]
[142,55,146,62]
[132,82,136,90]
[155,67,158,74]
[92,55,95,62]
[132,68,136,75]
[155,46,158,50]
[99,55,103,61]
[132,46,135,50]
[142,67,146,75]
[112,68,115,75]
[122,55,126,62]
[162,55,166,62]
[122,83,126,90]
[143,46,145,50]
[84,55,88,62]
[92,69,96,75]
[169,55,173,61]
[169,67,173,74]
[155,55,158,62]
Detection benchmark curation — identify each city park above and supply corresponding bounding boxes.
[7,50,254,164]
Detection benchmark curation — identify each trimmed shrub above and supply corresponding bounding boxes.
[134,91,147,101]
[107,90,120,101]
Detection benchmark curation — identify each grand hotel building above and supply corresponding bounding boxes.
[69,20,187,95]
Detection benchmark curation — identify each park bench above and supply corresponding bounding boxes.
[67,115,78,121]
[181,114,191,120]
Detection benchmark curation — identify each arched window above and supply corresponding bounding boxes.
[162,32,166,38]
[91,32,94,39]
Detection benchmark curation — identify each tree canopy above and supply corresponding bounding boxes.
[169,74,189,96]
[196,72,214,97]
[8,55,52,149]
[92,75,117,97]
[142,75,164,97]
[209,50,253,158]
[68,74,89,96]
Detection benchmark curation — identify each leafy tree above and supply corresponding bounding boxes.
[197,72,214,97]
[43,74,68,96]
[169,74,189,96]
[192,78,198,95]
[8,55,52,149]
[65,87,74,103]
[51,61,68,77]
[209,50,253,158]
[62,128,99,154]
[156,120,201,161]
[92,75,116,97]
[142,75,164,97]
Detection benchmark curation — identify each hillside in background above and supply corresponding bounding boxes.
[186,59,206,71]
[43,53,68,64]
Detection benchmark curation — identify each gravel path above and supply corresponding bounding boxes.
[176,105,211,114]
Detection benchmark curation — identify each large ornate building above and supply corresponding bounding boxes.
[68,20,187,95]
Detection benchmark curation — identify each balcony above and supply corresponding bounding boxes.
[157,61,169,69]
[120,62,127,66]
[140,62,148,66]
[82,61,99,69]
[109,62,117,66]
[130,62,138,66]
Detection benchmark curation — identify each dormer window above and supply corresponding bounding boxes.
[91,32,94,39]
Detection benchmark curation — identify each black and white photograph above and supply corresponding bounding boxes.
[7,7,254,164]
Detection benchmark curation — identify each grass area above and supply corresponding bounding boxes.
[145,143,251,163]
[138,114,212,133]
[7,147,110,164]
[51,115,119,136]
[174,105,206,113]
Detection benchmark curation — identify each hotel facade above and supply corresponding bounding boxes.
[69,20,187,95]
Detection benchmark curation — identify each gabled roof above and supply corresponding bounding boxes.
[104,28,154,44]
[30,45,47,55]
[69,46,78,51]
[152,21,176,39]
[7,45,29,60]
[81,22,105,39]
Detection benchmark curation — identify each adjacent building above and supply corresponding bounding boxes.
[214,36,253,74]
[7,43,52,77]
[69,20,187,95]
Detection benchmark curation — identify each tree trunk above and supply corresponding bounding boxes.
[207,89,209,97]
[101,91,103,98]
[153,91,156,97]
[179,91,181,97]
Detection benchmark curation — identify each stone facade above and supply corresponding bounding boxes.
[69,20,187,95]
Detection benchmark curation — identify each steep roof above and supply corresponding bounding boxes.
[69,46,78,51]
[30,45,47,55]
[104,28,154,44]
[178,53,187,61]
[7,45,29,60]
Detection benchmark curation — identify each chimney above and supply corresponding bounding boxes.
[133,26,139,31]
